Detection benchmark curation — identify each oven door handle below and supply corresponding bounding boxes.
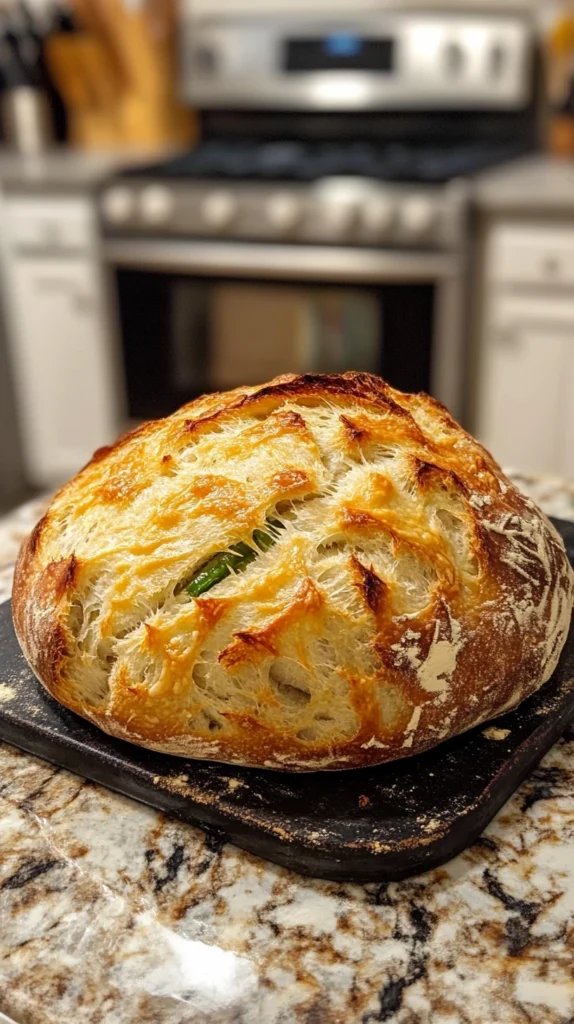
[102,239,458,283]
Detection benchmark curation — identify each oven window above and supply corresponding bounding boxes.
[116,270,433,420]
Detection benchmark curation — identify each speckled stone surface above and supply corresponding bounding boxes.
[0,475,573,1024]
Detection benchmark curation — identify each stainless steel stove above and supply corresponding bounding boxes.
[100,5,539,422]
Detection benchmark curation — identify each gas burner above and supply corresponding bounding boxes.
[121,139,528,187]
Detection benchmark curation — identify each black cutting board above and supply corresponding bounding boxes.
[1,518,573,884]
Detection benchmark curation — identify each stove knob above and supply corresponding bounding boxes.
[139,185,174,225]
[200,190,238,231]
[399,196,436,238]
[101,186,134,224]
[194,44,218,76]
[266,192,301,234]
[444,42,465,77]
[319,201,356,238]
[363,195,394,235]
[490,43,506,80]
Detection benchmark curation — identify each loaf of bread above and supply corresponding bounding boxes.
[13,373,574,770]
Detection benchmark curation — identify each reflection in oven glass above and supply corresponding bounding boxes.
[117,270,433,421]
[210,284,380,390]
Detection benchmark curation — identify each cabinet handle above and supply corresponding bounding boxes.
[494,326,519,346]
[494,317,574,336]
[34,277,74,292]
[542,256,560,279]
[32,278,94,313]
[73,292,94,314]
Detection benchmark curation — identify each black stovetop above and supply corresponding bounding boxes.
[121,137,530,186]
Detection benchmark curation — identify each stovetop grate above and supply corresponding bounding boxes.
[121,138,529,185]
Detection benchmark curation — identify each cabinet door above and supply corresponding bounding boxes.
[477,319,567,475]
[7,257,118,484]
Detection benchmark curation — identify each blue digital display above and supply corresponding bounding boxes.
[323,34,363,59]
[285,36,394,73]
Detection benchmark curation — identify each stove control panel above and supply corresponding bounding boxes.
[181,10,533,112]
[100,180,464,251]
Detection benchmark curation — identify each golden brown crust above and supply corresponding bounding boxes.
[12,372,574,771]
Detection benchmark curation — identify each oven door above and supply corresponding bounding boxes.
[104,239,462,422]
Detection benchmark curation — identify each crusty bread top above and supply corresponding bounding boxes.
[12,373,574,770]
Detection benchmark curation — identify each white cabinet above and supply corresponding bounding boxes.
[479,318,565,474]
[1,197,122,486]
[476,221,574,476]
[8,258,118,484]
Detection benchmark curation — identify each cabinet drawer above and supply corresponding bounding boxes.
[488,223,574,288]
[5,197,93,252]
[490,290,574,330]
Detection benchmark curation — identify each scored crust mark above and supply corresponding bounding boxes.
[435,508,480,578]
[350,556,388,618]
[12,372,574,770]
[412,459,469,498]
[218,577,324,671]
[342,503,452,570]
[180,405,310,457]
[218,627,277,668]
[28,514,49,557]
[54,554,79,599]
[38,621,69,692]
[33,554,81,608]
[339,413,369,448]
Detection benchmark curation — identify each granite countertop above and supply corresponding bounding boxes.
[0,474,573,1024]
[0,146,178,193]
[474,154,574,216]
